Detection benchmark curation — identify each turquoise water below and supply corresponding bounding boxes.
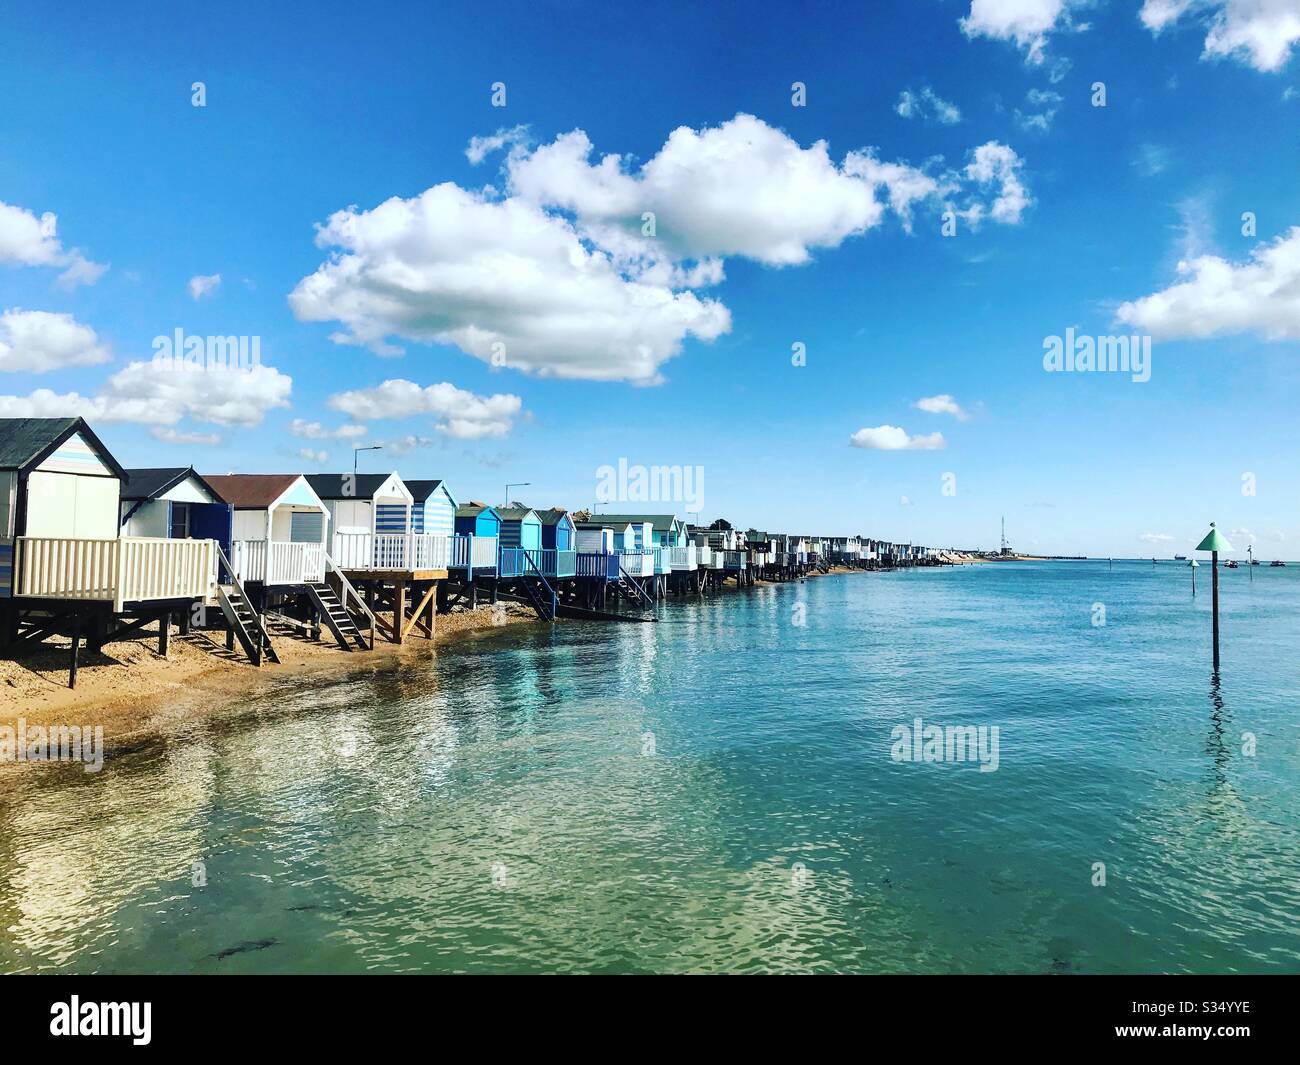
[1,561,1297,974]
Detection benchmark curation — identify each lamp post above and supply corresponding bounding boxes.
[353,445,382,474]
[505,482,530,507]
[1189,557,1198,595]
[1195,523,1233,672]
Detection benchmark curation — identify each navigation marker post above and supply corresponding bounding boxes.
[1195,523,1233,672]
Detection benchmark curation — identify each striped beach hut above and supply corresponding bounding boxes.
[496,505,542,578]
[405,479,457,537]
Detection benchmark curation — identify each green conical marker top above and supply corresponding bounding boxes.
[1196,523,1233,553]
[1189,559,1199,567]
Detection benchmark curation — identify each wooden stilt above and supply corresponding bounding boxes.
[394,581,407,644]
[69,613,81,689]
[158,612,170,657]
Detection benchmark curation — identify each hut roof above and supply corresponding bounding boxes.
[404,479,446,502]
[496,505,538,522]
[534,507,573,526]
[305,473,393,500]
[456,501,498,519]
[203,473,301,508]
[121,467,220,502]
[0,417,125,477]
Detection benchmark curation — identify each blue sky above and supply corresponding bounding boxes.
[2,0,1298,556]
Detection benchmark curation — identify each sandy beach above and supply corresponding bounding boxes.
[0,602,544,766]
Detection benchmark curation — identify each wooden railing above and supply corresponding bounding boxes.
[666,545,698,570]
[724,550,746,570]
[576,551,619,579]
[617,550,656,578]
[232,540,325,585]
[332,532,452,571]
[15,536,216,611]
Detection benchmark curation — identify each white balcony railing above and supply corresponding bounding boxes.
[232,540,325,585]
[14,536,217,611]
[330,532,454,571]
[617,550,655,578]
[666,545,697,570]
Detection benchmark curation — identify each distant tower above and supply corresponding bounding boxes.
[1000,516,1011,557]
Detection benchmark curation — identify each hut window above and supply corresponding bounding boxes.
[170,502,190,539]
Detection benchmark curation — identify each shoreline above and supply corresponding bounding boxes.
[0,563,947,779]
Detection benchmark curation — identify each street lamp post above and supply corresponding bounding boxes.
[353,445,382,474]
[505,482,531,507]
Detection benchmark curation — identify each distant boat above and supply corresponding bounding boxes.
[1174,554,1186,561]
[1225,560,1239,569]
[1270,560,1286,567]
[1250,559,1261,566]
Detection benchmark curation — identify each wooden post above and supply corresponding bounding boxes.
[69,613,81,689]
[159,611,170,657]
[1211,549,1220,672]
[394,580,407,644]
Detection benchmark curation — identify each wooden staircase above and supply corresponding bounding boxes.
[306,581,368,651]
[616,564,655,608]
[215,583,281,665]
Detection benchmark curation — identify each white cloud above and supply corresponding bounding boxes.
[0,309,111,372]
[964,142,1033,224]
[0,200,107,287]
[1139,532,1175,544]
[289,183,731,382]
[960,0,1085,65]
[151,426,221,446]
[1133,143,1171,177]
[1141,0,1300,72]
[290,417,368,440]
[1229,526,1257,544]
[895,86,963,124]
[914,394,970,419]
[466,124,530,164]
[1016,88,1063,131]
[375,433,435,456]
[1116,226,1300,340]
[329,378,524,439]
[188,273,222,300]
[850,425,947,450]
[294,115,1031,382]
[297,447,330,465]
[0,362,292,426]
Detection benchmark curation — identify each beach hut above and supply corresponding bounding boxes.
[496,505,542,577]
[452,502,501,576]
[119,467,230,543]
[534,507,577,580]
[0,418,219,677]
[306,472,413,569]
[405,479,457,537]
[203,474,330,586]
